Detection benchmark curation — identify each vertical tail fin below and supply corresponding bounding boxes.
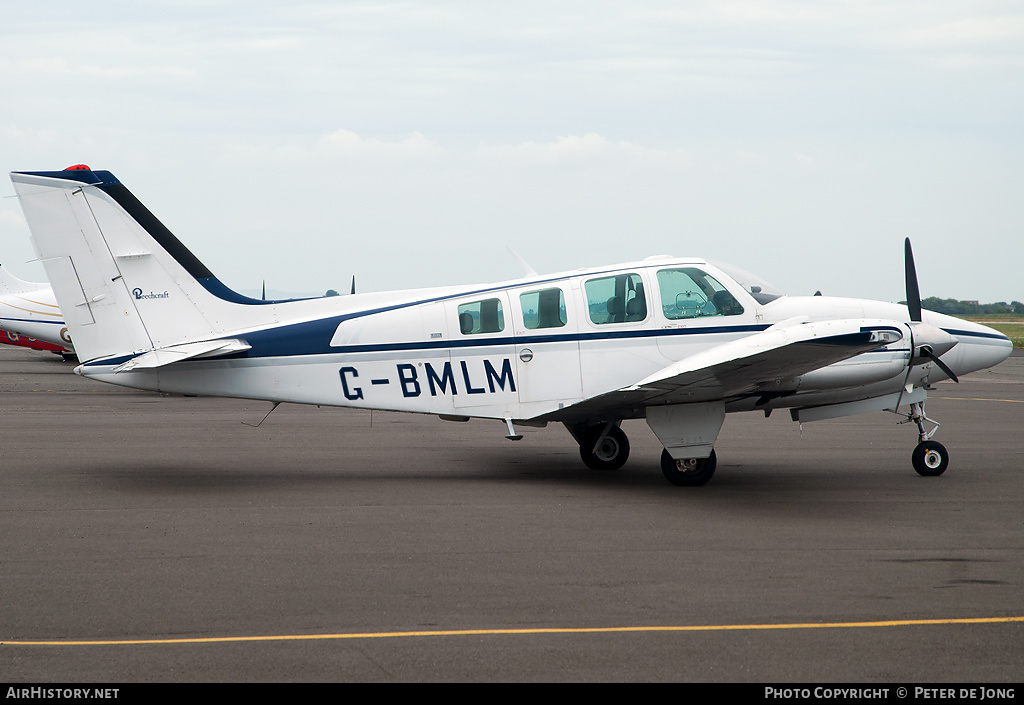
[0,263,41,296]
[11,168,272,363]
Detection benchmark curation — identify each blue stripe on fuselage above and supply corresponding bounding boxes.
[941,327,1012,343]
[81,320,774,367]
[242,321,772,358]
[0,317,66,325]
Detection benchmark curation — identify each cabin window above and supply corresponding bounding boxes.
[584,273,647,325]
[656,268,744,319]
[457,298,505,335]
[520,288,566,330]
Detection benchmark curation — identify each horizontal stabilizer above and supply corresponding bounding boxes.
[112,338,251,372]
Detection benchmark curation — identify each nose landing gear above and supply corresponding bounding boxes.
[900,401,949,476]
[912,440,948,476]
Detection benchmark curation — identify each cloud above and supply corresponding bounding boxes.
[6,57,194,80]
[897,15,1024,48]
[0,2,1021,302]
[215,129,446,168]
[473,133,687,169]
[0,207,27,228]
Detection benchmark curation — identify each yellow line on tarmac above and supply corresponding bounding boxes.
[935,396,1024,403]
[4,616,1023,647]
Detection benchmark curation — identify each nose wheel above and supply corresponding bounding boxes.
[912,440,948,476]
[900,401,949,476]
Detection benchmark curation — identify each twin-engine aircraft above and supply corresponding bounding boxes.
[0,262,73,356]
[10,167,1012,485]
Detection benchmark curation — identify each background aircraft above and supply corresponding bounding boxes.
[0,328,68,355]
[11,167,1012,485]
[0,263,73,357]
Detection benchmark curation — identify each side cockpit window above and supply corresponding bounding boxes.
[457,298,505,335]
[584,273,647,325]
[657,268,744,319]
[520,288,566,329]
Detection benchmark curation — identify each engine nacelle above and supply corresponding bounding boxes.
[795,354,906,391]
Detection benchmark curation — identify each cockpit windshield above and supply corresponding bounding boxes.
[710,261,786,305]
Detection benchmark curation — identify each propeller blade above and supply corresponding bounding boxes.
[894,323,916,412]
[905,238,922,323]
[920,348,960,383]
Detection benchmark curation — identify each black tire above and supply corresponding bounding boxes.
[912,441,948,476]
[661,448,717,486]
[579,426,630,470]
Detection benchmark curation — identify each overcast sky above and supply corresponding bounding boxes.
[2,1,1022,303]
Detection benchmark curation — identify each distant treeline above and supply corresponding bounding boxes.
[917,297,1024,315]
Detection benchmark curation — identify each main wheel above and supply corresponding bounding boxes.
[912,441,948,476]
[579,426,630,470]
[661,448,717,486]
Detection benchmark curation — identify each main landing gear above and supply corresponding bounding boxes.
[571,421,718,485]
[660,449,717,486]
[900,401,949,477]
[576,423,630,470]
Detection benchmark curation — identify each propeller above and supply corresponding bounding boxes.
[905,239,921,323]
[903,238,959,383]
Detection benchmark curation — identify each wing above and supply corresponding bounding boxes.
[540,318,904,421]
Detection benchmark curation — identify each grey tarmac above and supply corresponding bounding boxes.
[1,346,1022,682]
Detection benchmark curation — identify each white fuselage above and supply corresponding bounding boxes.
[0,278,72,351]
[77,258,1012,423]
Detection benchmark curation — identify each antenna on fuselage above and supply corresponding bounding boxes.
[507,247,538,278]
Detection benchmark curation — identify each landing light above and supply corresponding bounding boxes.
[871,330,902,344]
